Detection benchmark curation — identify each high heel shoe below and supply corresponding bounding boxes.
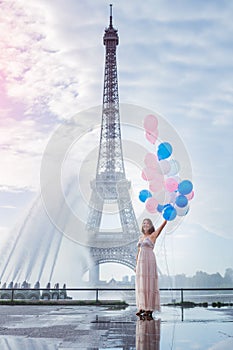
[145,310,153,317]
[136,309,145,316]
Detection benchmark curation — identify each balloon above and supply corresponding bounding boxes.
[149,174,164,192]
[175,205,189,216]
[149,180,164,192]
[168,191,177,204]
[178,180,193,195]
[145,197,159,213]
[157,142,173,160]
[186,190,194,200]
[141,167,158,181]
[157,204,164,213]
[163,204,177,221]
[155,190,171,205]
[139,189,152,202]
[165,178,178,192]
[167,159,180,176]
[144,153,159,169]
[158,159,171,175]
[173,175,181,183]
[175,194,188,208]
[145,130,158,144]
[143,114,158,131]
[158,203,170,213]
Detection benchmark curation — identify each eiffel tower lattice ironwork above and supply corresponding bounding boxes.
[86,5,140,283]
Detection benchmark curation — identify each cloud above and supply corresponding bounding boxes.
[0,117,49,189]
[116,1,233,129]
[0,0,85,123]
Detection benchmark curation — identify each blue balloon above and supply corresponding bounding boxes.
[178,180,193,195]
[157,142,173,160]
[139,189,152,203]
[157,204,164,213]
[163,204,177,221]
[175,194,188,208]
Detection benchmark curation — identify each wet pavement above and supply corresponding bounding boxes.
[0,304,232,349]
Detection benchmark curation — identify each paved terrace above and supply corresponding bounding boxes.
[0,304,232,349]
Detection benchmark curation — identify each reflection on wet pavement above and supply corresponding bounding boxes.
[136,318,160,350]
[0,305,232,349]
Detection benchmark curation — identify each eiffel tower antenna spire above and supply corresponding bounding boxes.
[110,4,113,28]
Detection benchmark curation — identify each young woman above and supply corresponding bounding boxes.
[135,218,167,317]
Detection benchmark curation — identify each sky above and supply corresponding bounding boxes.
[0,0,233,285]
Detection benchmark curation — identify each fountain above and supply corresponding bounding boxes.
[0,175,91,293]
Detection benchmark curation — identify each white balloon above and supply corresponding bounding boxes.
[174,204,189,216]
[159,160,171,175]
[167,159,180,176]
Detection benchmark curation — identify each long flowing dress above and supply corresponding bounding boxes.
[136,236,160,312]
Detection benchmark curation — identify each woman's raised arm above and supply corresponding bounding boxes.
[153,220,167,239]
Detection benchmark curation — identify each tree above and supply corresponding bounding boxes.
[223,268,233,286]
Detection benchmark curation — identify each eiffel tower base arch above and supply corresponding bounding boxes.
[85,242,137,285]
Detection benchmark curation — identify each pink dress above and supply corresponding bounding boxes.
[136,236,160,312]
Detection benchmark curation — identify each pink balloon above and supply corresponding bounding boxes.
[145,197,159,213]
[186,190,194,200]
[143,114,158,131]
[145,130,158,144]
[141,169,148,181]
[142,167,158,181]
[149,174,165,192]
[149,181,164,193]
[165,178,178,192]
[144,153,159,169]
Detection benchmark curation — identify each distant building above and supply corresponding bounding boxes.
[122,275,129,283]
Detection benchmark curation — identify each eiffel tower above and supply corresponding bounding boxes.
[86,5,140,283]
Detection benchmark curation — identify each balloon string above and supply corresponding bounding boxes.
[156,230,174,300]
[160,231,179,350]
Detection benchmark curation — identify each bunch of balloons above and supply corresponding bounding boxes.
[139,114,194,221]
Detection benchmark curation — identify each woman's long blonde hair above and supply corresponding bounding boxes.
[141,218,155,235]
